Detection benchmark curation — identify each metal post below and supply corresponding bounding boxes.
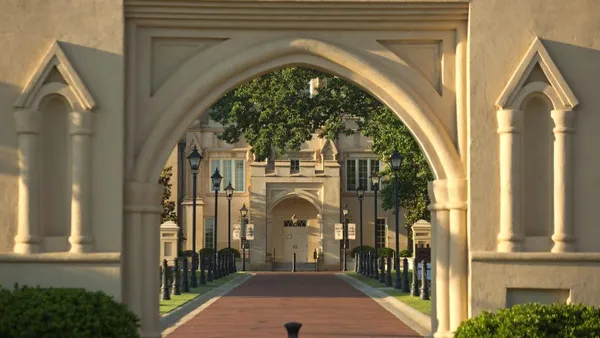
[386,255,393,287]
[411,258,419,296]
[373,182,378,279]
[242,240,246,271]
[393,173,401,289]
[181,256,190,292]
[214,252,220,279]
[314,249,318,271]
[190,173,198,288]
[228,197,232,274]
[199,252,207,285]
[214,188,219,279]
[359,197,363,275]
[172,257,181,295]
[420,260,430,300]
[177,138,186,256]
[284,322,303,338]
[161,259,170,300]
[292,252,297,272]
[402,257,410,293]
[343,216,348,272]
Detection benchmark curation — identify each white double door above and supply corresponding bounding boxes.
[283,226,308,263]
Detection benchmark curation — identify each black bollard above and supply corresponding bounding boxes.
[232,251,237,273]
[420,260,430,300]
[172,257,181,295]
[372,252,378,280]
[360,253,364,275]
[199,253,206,285]
[292,252,296,272]
[366,252,372,278]
[161,259,171,300]
[206,252,214,283]
[214,252,220,279]
[402,257,410,293]
[378,255,385,283]
[190,252,198,288]
[182,256,190,292]
[284,322,303,338]
[354,253,358,273]
[385,255,393,287]
[410,258,419,296]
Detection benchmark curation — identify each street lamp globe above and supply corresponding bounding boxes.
[187,146,202,175]
[211,168,223,191]
[240,204,248,218]
[356,183,365,201]
[225,182,234,200]
[342,204,349,217]
[370,170,380,190]
[390,150,402,172]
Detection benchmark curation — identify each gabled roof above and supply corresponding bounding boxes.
[496,37,578,110]
[14,41,96,110]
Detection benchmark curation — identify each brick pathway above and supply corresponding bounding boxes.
[166,272,422,338]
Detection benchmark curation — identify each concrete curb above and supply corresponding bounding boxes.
[161,273,255,336]
[336,273,432,337]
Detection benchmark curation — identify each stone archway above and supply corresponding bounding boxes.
[124,6,468,337]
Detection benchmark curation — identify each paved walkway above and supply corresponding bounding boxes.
[166,272,422,338]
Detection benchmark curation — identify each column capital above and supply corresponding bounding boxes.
[124,181,164,215]
[446,178,468,210]
[427,179,448,211]
[14,109,41,134]
[496,109,523,134]
[70,110,94,135]
[551,109,576,133]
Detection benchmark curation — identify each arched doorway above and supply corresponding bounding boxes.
[124,6,467,337]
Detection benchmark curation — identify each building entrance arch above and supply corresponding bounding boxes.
[124,5,468,338]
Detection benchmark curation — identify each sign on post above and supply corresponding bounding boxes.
[334,223,343,240]
[347,223,356,240]
[232,224,241,240]
[246,224,255,240]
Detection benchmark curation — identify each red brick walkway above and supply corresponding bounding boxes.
[166,272,422,338]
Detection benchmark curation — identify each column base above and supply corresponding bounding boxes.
[68,236,94,253]
[551,236,576,253]
[13,238,41,254]
[497,236,523,252]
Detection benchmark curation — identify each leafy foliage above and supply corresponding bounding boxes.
[455,303,600,338]
[350,245,401,258]
[219,247,241,258]
[0,285,140,338]
[211,67,433,230]
[159,166,178,223]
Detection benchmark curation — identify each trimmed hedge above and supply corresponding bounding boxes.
[0,285,140,338]
[351,246,401,258]
[455,303,600,338]
[218,247,241,258]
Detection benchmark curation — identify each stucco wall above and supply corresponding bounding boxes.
[468,0,600,315]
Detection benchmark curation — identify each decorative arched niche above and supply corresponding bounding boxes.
[13,41,96,254]
[495,37,579,253]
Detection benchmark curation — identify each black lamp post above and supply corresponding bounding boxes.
[187,146,202,288]
[356,183,365,275]
[390,150,403,289]
[371,170,380,280]
[211,168,223,279]
[225,182,234,274]
[342,205,349,272]
[240,204,248,271]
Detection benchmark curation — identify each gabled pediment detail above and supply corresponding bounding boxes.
[14,41,96,110]
[496,37,578,110]
[320,139,339,161]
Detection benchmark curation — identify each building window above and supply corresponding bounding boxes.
[376,218,386,248]
[204,217,214,249]
[346,158,380,191]
[290,159,300,173]
[210,159,245,192]
[284,220,308,227]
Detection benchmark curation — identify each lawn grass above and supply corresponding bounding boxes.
[159,272,243,315]
[345,271,431,316]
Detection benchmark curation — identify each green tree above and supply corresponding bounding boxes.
[159,166,178,223]
[210,67,433,232]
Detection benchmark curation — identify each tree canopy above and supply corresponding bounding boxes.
[210,67,433,229]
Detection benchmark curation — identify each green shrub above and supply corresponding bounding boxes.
[378,247,395,258]
[219,247,241,258]
[0,284,140,338]
[399,249,411,257]
[199,247,214,257]
[350,245,375,257]
[455,303,600,338]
